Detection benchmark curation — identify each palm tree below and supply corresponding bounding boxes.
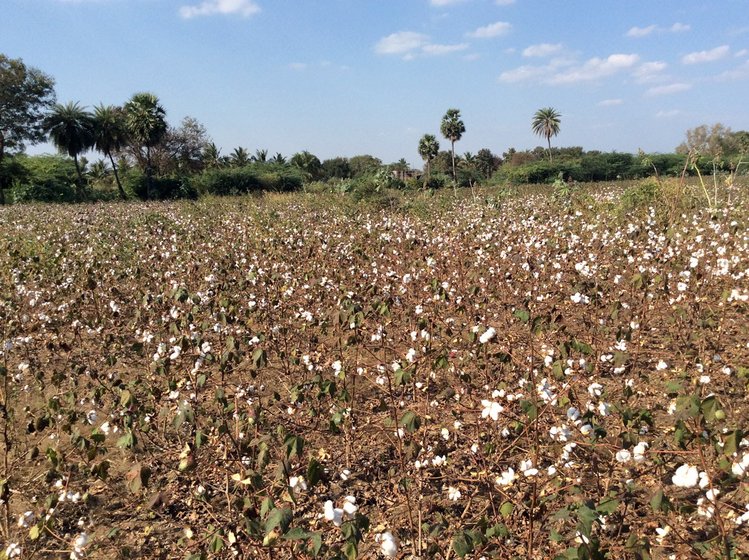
[230,146,250,167]
[440,108,465,189]
[418,134,440,188]
[252,148,268,163]
[290,151,322,182]
[271,152,286,165]
[43,101,95,198]
[123,92,167,199]
[531,107,561,163]
[92,104,129,199]
[202,143,224,169]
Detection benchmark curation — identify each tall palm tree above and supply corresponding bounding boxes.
[290,151,322,182]
[230,146,250,167]
[202,143,224,169]
[43,101,95,198]
[271,152,286,165]
[531,107,561,163]
[252,148,268,163]
[123,92,167,199]
[440,108,465,189]
[92,104,129,199]
[418,134,440,188]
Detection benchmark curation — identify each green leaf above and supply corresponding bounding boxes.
[500,502,514,518]
[265,508,292,535]
[399,411,421,433]
[394,367,412,386]
[649,489,670,513]
[452,532,474,557]
[514,309,530,324]
[723,430,742,457]
[119,389,133,408]
[210,534,224,553]
[596,498,619,515]
[306,458,324,487]
[576,504,598,538]
[343,541,358,560]
[700,395,719,422]
[284,435,304,459]
[520,400,538,421]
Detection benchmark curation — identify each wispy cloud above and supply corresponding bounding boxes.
[522,43,563,57]
[632,61,668,83]
[598,98,623,107]
[645,82,692,96]
[467,21,511,39]
[655,109,680,118]
[375,31,467,59]
[430,0,468,6]
[549,53,640,84]
[499,53,638,85]
[179,0,260,18]
[626,22,690,37]
[682,45,730,64]
[494,0,515,5]
[715,59,749,81]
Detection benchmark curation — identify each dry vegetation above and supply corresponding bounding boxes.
[1,181,748,560]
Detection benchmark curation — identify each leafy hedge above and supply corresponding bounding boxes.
[192,165,303,196]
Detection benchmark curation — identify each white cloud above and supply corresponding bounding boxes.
[375,31,467,58]
[655,109,680,118]
[735,49,749,57]
[468,21,511,39]
[598,98,623,106]
[682,45,730,64]
[430,0,467,5]
[549,53,639,84]
[375,32,429,55]
[288,62,308,71]
[422,43,469,55]
[627,22,691,38]
[645,82,692,96]
[179,0,260,18]
[522,43,563,57]
[715,59,749,81]
[626,25,657,38]
[632,61,668,83]
[495,0,516,5]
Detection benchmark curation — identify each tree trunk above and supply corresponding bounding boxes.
[547,137,553,163]
[73,155,85,200]
[146,145,152,200]
[108,152,126,200]
[451,140,456,192]
[0,132,5,205]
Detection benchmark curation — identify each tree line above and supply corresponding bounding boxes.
[1,53,747,204]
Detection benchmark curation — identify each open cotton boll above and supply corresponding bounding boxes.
[672,463,699,488]
[379,531,398,558]
[342,496,357,515]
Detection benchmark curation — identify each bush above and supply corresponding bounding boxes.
[193,165,303,197]
[9,155,78,203]
[125,173,198,200]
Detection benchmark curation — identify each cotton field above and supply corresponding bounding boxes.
[1,185,747,559]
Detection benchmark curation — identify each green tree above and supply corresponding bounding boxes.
[440,108,465,188]
[92,104,128,199]
[417,133,440,188]
[252,148,268,163]
[290,150,322,182]
[531,107,561,163]
[230,147,250,167]
[43,101,95,198]
[202,142,224,169]
[476,148,500,180]
[349,154,382,178]
[123,92,167,199]
[0,54,56,203]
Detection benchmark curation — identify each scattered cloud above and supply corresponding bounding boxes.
[632,61,668,83]
[288,62,308,71]
[598,98,623,107]
[715,59,749,81]
[645,82,692,96]
[626,24,657,38]
[626,22,690,37]
[522,43,563,57]
[655,109,680,118]
[735,49,748,57]
[549,53,640,84]
[682,45,730,64]
[375,31,467,59]
[179,0,260,18]
[468,21,511,39]
[430,0,467,6]
[494,0,516,5]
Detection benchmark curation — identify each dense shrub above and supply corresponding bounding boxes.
[193,165,303,196]
[125,172,198,200]
[8,155,78,203]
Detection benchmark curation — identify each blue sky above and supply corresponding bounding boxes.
[4,0,749,166]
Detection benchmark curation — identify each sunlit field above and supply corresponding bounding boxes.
[1,182,748,560]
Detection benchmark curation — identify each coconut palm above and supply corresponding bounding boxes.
[417,134,440,188]
[252,148,268,163]
[43,101,95,197]
[230,147,250,167]
[123,92,167,198]
[92,104,129,199]
[531,107,561,163]
[440,108,465,188]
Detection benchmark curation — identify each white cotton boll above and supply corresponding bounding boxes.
[479,327,496,344]
[519,459,538,477]
[495,467,517,487]
[481,400,503,421]
[379,531,398,558]
[699,471,710,489]
[615,450,632,463]
[731,453,749,477]
[587,383,603,398]
[447,486,461,501]
[169,346,182,361]
[672,463,699,488]
[632,442,648,463]
[342,496,357,515]
[656,360,668,371]
[323,500,343,526]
